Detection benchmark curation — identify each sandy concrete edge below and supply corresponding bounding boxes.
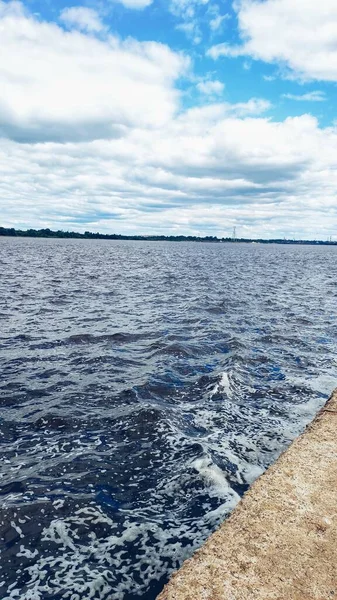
[157,389,337,600]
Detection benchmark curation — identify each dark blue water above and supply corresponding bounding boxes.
[1,238,336,600]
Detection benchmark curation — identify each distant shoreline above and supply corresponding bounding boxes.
[0,226,336,246]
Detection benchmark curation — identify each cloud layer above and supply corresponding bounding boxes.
[282,91,326,102]
[0,1,336,239]
[209,0,337,81]
[59,7,105,33]
[2,108,337,238]
[113,0,153,9]
[0,1,188,143]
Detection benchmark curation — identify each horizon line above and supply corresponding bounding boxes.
[0,226,336,246]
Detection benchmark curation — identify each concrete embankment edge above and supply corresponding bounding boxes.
[157,389,337,600]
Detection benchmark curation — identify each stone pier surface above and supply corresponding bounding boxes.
[157,389,337,600]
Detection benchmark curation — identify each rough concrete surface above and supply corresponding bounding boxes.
[157,389,337,600]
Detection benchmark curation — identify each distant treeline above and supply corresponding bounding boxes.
[0,226,336,245]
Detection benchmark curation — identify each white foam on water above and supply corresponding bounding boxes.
[192,456,240,506]
[275,373,335,427]
[189,398,269,487]
[53,499,65,510]
[210,371,231,398]
[10,521,24,539]
[306,374,336,396]
[241,463,264,485]
[17,546,38,560]
[4,501,236,600]
[3,360,334,600]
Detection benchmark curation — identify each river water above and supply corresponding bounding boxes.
[1,238,336,600]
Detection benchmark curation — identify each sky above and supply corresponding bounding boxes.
[1,0,337,239]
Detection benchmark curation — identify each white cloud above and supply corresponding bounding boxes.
[170,0,209,44]
[207,4,230,33]
[176,21,197,35]
[60,7,105,33]
[113,0,153,8]
[176,21,202,45]
[207,43,240,60]
[209,13,229,31]
[2,105,337,239]
[197,79,224,96]
[0,1,189,142]
[208,0,337,82]
[169,0,209,19]
[282,91,326,102]
[181,98,271,121]
[0,0,25,17]
[1,2,337,240]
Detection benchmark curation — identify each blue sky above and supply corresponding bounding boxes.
[1,0,337,239]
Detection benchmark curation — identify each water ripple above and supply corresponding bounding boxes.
[0,238,336,600]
